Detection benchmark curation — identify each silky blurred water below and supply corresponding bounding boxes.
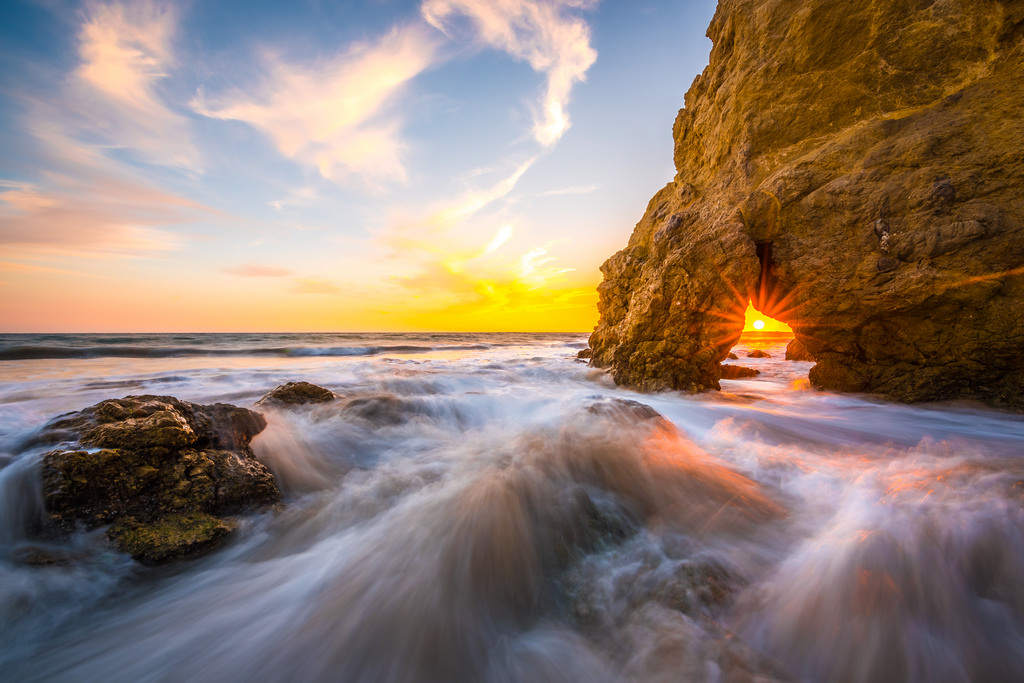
[1,333,1022,682]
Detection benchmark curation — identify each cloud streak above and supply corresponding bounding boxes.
[0,174,197,258]
[422,0,598,146]
[73,0,198,169]
[193,24,438,185]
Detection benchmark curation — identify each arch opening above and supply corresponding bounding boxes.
[719,300,799,381]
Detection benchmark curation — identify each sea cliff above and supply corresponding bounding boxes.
[590,0,1024,406]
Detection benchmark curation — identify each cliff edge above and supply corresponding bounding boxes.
[590,0,1024,406]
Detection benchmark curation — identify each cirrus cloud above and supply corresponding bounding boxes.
[422,0,598,146]
[192,24,439,186]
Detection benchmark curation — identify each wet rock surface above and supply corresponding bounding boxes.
[720,364,760,379]
[40,395,280,563]
[747,350,770,359]
[785,338,814,361]
[257,381,336,407]
[589,0,1024,407]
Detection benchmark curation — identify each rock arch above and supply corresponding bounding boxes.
[589,0,1024,407]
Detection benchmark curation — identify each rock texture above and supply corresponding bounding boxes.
[257,381,336,407]
[785,338,814,361]
[41,395,280,563]
[590,0,1024,406]
[720,365,760,379]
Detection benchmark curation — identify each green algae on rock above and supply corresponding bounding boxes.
[41,395,280,563]
[108,513,237,565]
[589,0,1024,407]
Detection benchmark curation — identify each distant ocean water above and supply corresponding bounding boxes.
[0,332,586,360]
[2,332,1024,682]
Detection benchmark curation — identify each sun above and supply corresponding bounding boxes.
[741,300,793,334]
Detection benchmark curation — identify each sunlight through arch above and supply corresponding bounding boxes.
[741,300,793,334]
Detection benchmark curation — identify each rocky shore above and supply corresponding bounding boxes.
[31,382,347,565]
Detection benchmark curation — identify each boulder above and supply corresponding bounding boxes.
[257,381,335,407]
[720,365,760,379]
[589,0,1024,407]
[40,395,280,563]
[785,338,814,362]
[726,352,739,360]
[577,348,593,360]
[747,350,771,359]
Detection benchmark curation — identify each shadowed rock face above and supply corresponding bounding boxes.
[590,0,1024,407]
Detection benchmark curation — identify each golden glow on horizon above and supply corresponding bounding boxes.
[742,300,792,334]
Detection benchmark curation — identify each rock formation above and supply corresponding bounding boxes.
[720,365,760,379]
[590,0,1024,407]
[40,395,280,563]
[257,381,336,407]
[785,338,814,361]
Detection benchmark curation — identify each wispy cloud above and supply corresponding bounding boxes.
[72,0,198,169]
[223,264,292,277]
[193,24,438,185]
[382,156,534,258]
[422,0,598,146]
[0,175,195,258]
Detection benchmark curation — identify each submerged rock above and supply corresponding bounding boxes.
[11,545,80,567]
[747,350,771,359]
[257,381,336,407]
[40,395,280,563]
[720,365,760,379]
[785,338,814,362]
[340,394,425,426]
[589,0,1024,407]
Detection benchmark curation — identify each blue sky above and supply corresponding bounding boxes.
[0,0,716,331]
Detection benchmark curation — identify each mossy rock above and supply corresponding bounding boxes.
[37,395,280,564]
[108,513,236,564]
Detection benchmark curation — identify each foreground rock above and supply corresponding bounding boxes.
[785,338,814,362]
[41,395,280,564]
[257,381,335,407]
[589,0,1024,407]
[720,365,760,379]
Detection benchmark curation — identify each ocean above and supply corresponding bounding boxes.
[1,332,1023,681]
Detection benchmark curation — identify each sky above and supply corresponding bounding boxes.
[0,0,718,332]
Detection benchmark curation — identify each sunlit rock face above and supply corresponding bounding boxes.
[590,0,1024,406]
